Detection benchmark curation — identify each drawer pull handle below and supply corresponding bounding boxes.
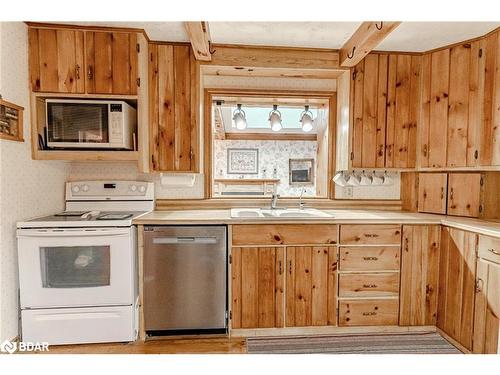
[475,278,484,293]
[364,234,379,238]
[363,284,377,288]
[488,248,500,256]
[363,257,379,261]
[362,312,377,316]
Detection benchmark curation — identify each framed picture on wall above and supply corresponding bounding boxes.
[227,148,259,174]
[289,158,314,185]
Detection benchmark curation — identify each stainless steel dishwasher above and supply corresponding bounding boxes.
[143,226,227,335]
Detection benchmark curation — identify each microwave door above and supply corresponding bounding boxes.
[46,102,110,148]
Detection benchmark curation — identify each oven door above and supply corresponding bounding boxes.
[17,227,135,309]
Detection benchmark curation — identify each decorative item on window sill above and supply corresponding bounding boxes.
[0,95,24,142]
[333,170,394,187]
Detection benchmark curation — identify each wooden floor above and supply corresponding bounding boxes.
[44,337,247,354]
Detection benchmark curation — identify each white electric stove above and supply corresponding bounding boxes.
[16,180,154,345]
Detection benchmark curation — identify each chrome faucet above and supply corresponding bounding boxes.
[270,193,280,210]
[299,187,305,210]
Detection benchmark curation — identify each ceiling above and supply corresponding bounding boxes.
[63,21,500,52]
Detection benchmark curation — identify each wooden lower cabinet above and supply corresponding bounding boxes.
[285,246,337,327]
[231,247,284,329]
[399,225,441,326]
[473,258,500,354]
[437,227,477,350]
[339,299,399,326]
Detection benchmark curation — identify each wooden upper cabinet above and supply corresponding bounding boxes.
[351,53,419,169]
[29,28,85,93]
[231,247,284,329]
[399,225,441,326]
[480,31,500,166]
[417,173,447,214]
[85,31,138,95]
[149,43,198,172]
[28,27,139,95]
[437,227,477,351]
[285,246,337,327]
[447,173,482,217]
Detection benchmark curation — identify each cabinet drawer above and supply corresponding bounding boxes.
[339,273,400,297]
[339,246,401,271]
[232,224,338,246]
[478,236,500,265]
[340,225,401,245]
[339,299,399,326]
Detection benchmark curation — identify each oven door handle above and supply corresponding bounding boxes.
[16,228,131,237]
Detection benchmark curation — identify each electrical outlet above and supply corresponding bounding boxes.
[343,186,353,198]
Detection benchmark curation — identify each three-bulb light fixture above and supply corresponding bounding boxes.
[231,103,315,132]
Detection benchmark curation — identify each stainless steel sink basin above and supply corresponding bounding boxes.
[230,208,333,219]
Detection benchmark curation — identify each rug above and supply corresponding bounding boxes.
[246,332,462,354]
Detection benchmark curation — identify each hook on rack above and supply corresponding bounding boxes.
[347,46,356,59]
[208,41,216,55]
[375,22,383,30]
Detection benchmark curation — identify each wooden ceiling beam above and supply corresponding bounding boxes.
[184,21,212,61]
[340,21,401,67]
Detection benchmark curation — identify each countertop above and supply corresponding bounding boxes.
[133,209,500,239]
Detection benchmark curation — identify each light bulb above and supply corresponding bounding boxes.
[301,113,313,132]
[232,104,247,130]
[269,105,282,132]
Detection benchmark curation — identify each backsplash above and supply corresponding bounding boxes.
[213,139,318,196]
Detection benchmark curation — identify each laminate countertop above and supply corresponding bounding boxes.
[133,209,500,239]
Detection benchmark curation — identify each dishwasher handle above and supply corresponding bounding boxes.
[152,236,218,245]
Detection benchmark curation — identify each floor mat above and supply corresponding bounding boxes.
[246,332,462,354]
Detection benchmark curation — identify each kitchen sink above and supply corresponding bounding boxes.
[230,208,333,219]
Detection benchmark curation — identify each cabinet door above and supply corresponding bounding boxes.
[231,247,284,329]
[473,259,500,354]
[480,31,500,166]
[437,227,477,350]
[421,49,450,168]
[417,173,447,214]
[351,54,388,168]
[28,28,84,93]
[285,246,337,327]
[149,44,197,172]
[447,173,482,217]
[385,54,420,168]
[400,225,441,326]
[85,31,138,95]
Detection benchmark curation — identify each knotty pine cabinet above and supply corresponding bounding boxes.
[420,31,500,168]
[399,225,441,326]
[148,43,198,172]
[473,257,500,354]
[29,27,139,95]
[28,28,85,93]
[437,227,477,351]
[85,31,138,95]
[350,53,420,169]
[417,172,482,217]
[285,246,337,327]
[231,247,284,329]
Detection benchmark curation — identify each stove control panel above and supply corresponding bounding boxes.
[66,181,154,201]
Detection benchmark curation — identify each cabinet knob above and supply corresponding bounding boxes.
[87,66,94,80]
[75,64,81,80]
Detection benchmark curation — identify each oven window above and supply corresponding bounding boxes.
[40,246,111,288]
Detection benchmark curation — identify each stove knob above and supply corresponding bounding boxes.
[138,185,146,193]
[82,184,89,192]
[71,185,80,193]
[129,184,137,192]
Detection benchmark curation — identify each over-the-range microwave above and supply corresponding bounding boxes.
[45,99,137,150]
